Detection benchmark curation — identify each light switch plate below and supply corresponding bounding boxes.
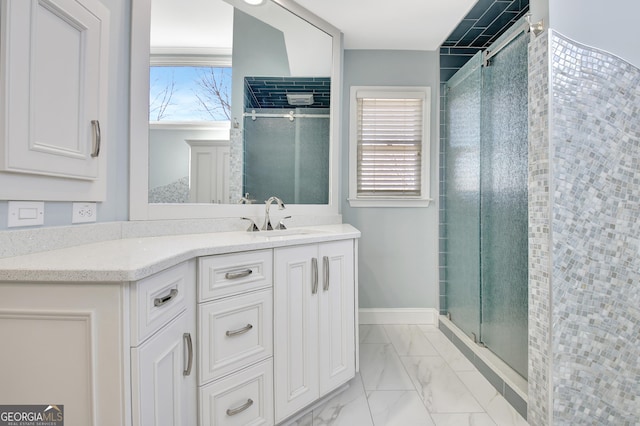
[8,201,45,227]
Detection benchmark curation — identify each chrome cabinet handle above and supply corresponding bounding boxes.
[225,269,253,280]
[91,120,101,157]
[226,398,253,416]
[154,288,178,307]
[311,257,318,294]
[183,333,193,376]
[323,256,329,291]
[226,323,253,337]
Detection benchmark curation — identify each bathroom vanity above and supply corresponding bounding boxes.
[0,224,359,426]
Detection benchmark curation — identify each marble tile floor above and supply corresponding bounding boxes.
[284,324,528,426]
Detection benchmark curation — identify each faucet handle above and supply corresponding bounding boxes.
[276,216,291,230]
[240,217,259,232]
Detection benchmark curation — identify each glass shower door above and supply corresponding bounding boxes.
[444,52,483,340]
[479,32,529,379]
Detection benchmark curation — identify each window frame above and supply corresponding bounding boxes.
[348,86,432,208]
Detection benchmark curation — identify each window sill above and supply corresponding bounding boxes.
[347,198,433,208]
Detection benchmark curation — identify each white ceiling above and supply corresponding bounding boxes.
[292,0,478,50]
[150,0,478,52]
[150,0,234,49]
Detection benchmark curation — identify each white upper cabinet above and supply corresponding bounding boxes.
[0,0,109,200]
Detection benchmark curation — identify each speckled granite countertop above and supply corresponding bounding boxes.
[0,224,360,283]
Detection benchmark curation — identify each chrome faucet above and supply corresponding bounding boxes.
[263,196,286,230]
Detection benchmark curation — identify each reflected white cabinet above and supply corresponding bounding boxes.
[0,0,109,200]
[186,139,230,204]
[274,240,355,423]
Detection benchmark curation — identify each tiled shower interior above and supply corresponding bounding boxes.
[241,77,331,204]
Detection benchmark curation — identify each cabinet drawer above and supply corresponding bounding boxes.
[199,250,272,301]
[199,359,274,426]
[199,289,273,383]
[131,261,192,345]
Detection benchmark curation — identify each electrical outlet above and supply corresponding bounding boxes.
[72,202,97,224]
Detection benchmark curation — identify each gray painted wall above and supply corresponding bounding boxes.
[551,0,640,68]
[341,50,440,309]
[530,0,640,68]
[232,10,290,125]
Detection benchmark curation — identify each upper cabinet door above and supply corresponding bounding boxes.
[0,0,109,181]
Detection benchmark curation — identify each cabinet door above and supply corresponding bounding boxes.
[0,0,109,183]
[318,240,356,395]
[132,311,197,426]
[274,244,319,422]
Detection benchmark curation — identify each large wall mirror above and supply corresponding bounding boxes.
[130,0,342,220]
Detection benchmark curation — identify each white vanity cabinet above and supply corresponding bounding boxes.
[0,260,197,426]
[273,240,356,423]
[198,250,275,426]
[130,260,197,426]
[0,224,360,426]
[0,0,110,200]
[0,282,127,425]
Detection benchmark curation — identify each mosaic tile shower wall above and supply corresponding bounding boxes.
[527,30,551,426]
[528,30,640,424]
[229,128,243,203]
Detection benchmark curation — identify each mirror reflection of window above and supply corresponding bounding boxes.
[149,66,232,122]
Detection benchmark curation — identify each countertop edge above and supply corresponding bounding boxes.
[0,225,361,283]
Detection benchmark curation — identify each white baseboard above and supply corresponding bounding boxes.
[358,308,438,325]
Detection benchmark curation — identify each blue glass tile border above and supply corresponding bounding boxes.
[244,76,331,109]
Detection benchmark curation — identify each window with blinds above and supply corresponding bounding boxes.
[356,97,423,196]
[349,87,431,207]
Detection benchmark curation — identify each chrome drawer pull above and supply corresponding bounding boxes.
[226,398,253,416]
[183,333,193,376]
[323,256,330,291]
[154,288,178,307]
[226,323,253,337]
[225,269,253,280]
[311,257,318,294]
[91,120,101,157]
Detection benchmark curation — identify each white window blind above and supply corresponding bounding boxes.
[356,96,424,196]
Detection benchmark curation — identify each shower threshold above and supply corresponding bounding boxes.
[439,315,528,420]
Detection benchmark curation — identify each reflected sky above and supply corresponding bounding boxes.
[149,66,232,121]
